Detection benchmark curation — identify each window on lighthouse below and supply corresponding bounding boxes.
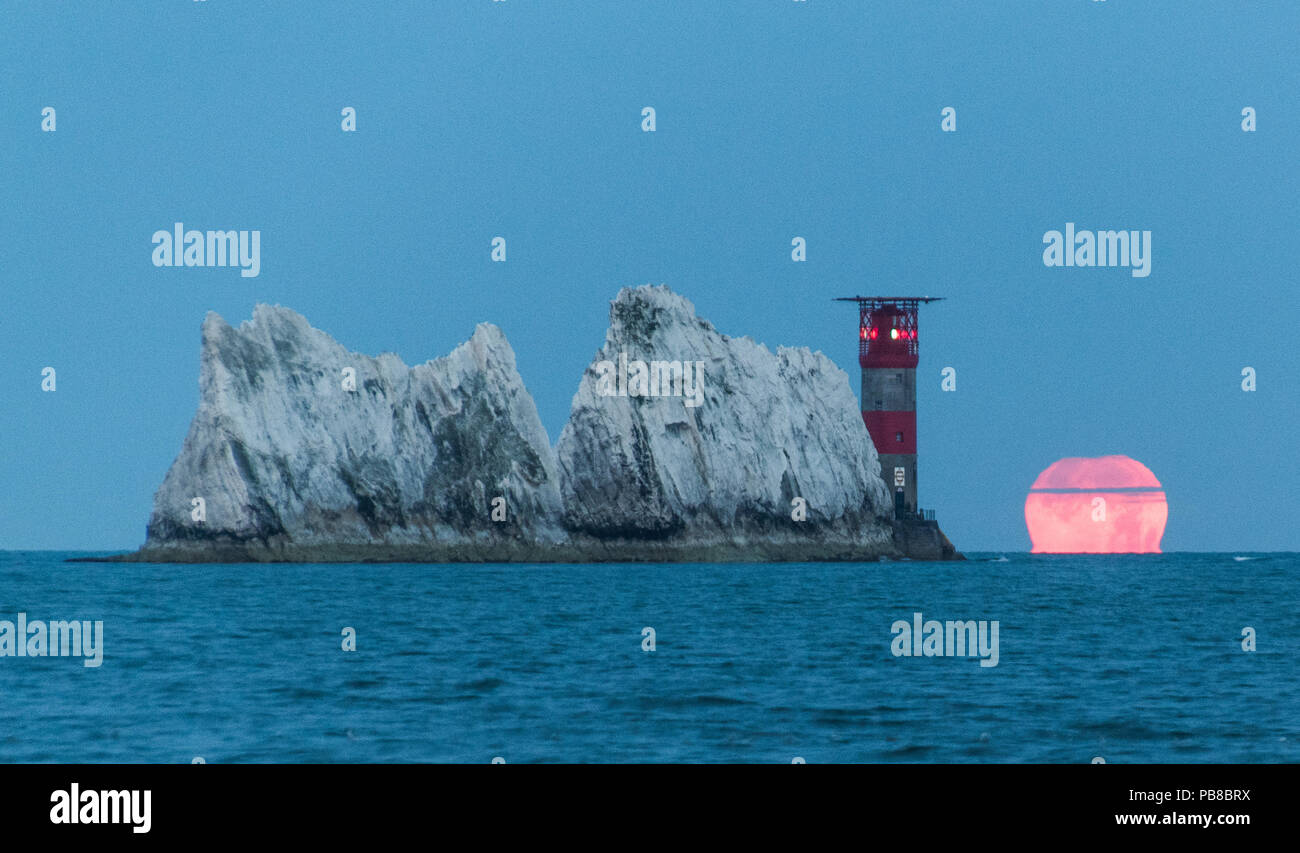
[896,431,904,443]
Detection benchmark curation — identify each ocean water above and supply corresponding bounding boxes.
[0,551,1295,763]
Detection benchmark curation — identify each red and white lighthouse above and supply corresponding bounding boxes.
[836,296,944,520]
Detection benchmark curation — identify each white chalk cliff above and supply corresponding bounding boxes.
[132,287,926,562]
[555,285,894,559]
[142,305,566,560]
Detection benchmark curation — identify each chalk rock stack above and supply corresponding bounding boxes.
[555,285,894,559]
[140,306,565,561]
[129,286,919,562]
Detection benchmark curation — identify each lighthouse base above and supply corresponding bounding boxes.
[891,518,964,561]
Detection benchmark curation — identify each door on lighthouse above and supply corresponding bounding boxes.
[893,467,906,520]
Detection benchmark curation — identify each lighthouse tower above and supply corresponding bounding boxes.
[835,296,944,520]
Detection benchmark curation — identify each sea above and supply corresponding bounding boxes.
[0,551,1295,763]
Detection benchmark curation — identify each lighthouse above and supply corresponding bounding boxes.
[835,296,944,521]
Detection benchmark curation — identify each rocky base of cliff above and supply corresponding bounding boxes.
[87,523,963,563]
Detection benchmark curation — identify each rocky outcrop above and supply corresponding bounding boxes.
[554,285,896,560]
[116,287,957,563]
[134,306,567,561]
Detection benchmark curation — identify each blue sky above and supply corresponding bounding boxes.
[1,1,1295,551]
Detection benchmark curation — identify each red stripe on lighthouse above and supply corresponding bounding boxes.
[862,411,916,454]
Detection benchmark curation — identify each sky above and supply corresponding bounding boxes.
[1,1,1295,552]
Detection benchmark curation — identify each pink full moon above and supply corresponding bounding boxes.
[1024,455,1168,554]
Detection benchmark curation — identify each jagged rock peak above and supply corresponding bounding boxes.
[144,304,564,555]
[556,284,893,545]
